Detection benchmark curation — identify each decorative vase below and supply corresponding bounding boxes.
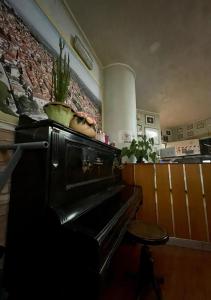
[128,155,137,163]
[70,115,96,138]
[43,102,74,127]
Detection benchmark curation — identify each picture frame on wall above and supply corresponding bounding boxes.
[145,127,159,145]
[145,114,155,125]
[196,121,205,129]
[163,135,168,142]
[166,129,171,136]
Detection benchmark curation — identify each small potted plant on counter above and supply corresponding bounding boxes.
[44,38,74,127]
[121,135,157,163]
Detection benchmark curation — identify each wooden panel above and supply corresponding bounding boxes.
[201,164,211,241]
[170,164,189,238]
[121,163,134,185]
[135,164,157,223]
[156,164,173,235]
[0,215,7,245]
[185,164,207,241]
[0,128,14,246]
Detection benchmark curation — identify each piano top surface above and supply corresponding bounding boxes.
[16,118,120,152]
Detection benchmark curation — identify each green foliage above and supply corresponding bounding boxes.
[52,38,71,103]
[16,95,39,114]
[0,81,9,100]
[121,135,158,163]
[0,81,16,116]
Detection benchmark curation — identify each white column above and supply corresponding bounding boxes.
[103,63,137,149]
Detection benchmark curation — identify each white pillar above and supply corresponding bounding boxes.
[103,63,137,149]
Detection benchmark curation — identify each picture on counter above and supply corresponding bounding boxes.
[145,114,155,125]
[145,127,159,144]
[166,129,171,136]
[137,124,143,135]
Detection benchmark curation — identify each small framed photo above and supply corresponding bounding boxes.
[145,114,155,125]
[196,121,205,129]
[166,130,171,136]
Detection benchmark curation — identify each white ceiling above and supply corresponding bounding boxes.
[66,0,211,128]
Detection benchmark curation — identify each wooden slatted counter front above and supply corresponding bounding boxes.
[122,163,211,242]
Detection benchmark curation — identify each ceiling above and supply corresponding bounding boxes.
[66,0,211,128]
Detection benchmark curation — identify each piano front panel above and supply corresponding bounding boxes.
[4,120,141,300]
[49,128,121,207]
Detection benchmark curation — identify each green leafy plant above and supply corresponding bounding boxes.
[121,135,157,163]
[52,38,71,103]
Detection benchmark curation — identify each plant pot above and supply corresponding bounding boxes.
[70,115,96,138]
[121,155,137,164]
[43,102,74,127]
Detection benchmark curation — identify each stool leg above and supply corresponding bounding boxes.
[136,245,152,296]
[137,245,163,300]
[152,276,162,300]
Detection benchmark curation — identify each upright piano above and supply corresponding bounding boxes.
[3,120,141,300]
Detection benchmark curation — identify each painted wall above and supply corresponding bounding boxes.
[7,0,103,101]
[162,117,211,142]
[103,63,137,148]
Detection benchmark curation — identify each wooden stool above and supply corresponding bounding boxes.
[127,220,169,300]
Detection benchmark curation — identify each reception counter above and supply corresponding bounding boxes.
[122,163,211,243]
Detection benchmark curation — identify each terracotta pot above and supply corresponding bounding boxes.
[43,102,74,127]
[70,116,96,138]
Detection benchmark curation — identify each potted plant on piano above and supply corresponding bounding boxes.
[44,38,74,127]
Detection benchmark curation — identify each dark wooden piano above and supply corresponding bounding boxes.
[3,120,141,300]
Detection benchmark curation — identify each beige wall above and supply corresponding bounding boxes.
[162,117,211,142]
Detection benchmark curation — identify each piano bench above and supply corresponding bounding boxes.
[126,220,169,300]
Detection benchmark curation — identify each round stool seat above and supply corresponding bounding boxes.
[127,220,169,245]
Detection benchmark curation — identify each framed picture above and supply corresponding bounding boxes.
[196,121,205,129]
[145,127,159,145]
[163,135,168,142]
[145,114,155,125]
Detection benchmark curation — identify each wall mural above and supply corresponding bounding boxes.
[0,0,102,128]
